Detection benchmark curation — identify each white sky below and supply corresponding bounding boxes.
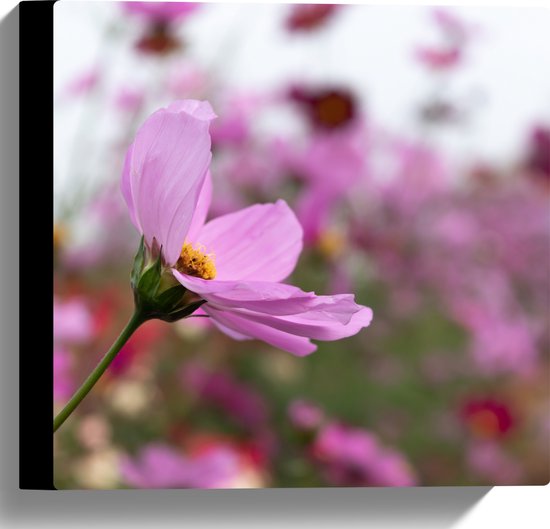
[54,1,550,199]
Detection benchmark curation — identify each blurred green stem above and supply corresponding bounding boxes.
[53,310,147,433]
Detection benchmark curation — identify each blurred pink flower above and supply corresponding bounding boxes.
[379,138,452,213]
[275,121,367,244]
[432,8,476,45]
[210,97,254,147]
[415,47,462,70]
[415,9,476,70]
[61,67,101,99]
[313,422,416,487]
[121,100,372,356]
[215,146,282,196]
[54,297,93,345]
[448,269,541,376]
[286,4,341,33]
[288,399,324,430]
[469,313,538,376]
[181,362,269,430]
[113,86,145,113]
[351,133,547,375]
[467,440,522,485]
[210,113,249,146]
[294,131,366,244]
[167,64,209,98]
[523,125,550,180]
[120,443,239,488]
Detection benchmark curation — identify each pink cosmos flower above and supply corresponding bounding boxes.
[120,443,239,489]
[121,100,373,356]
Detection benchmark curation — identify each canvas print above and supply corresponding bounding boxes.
[53,1,550,489]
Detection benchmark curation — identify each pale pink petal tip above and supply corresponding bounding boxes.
[167,100,218,121]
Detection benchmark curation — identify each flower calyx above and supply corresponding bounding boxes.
[131,236,206,322]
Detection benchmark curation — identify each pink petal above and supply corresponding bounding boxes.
[205,306,317,357]
[186,171,212,243]
[172,273,372,354]
[121,100,215,265]
[230,303,373,341]
[193,200,303,281]
[167,100,218,121]
[172,276,333,316]
[210,318,251,341]
[121,145,138,229]
[173,275,308,305]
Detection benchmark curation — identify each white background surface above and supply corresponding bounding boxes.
[1,1,549,528]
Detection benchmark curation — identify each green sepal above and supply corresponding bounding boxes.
[136,248,163,299]
[158,299,207,323]
[130,241,205,323]
[156,284,189,313]
[130,236,146,289]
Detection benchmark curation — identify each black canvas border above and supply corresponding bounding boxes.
[19,0,56,490]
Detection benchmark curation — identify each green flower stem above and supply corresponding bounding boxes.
[53,310,147,433]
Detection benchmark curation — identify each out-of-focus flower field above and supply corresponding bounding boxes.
[53,2,550,488]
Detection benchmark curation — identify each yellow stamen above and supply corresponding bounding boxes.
[176,242,216,280]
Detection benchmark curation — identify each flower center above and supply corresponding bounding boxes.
[136,23,181,55]
[468,410,501,439]
[176,243,216,280]
[312,92,355,129]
